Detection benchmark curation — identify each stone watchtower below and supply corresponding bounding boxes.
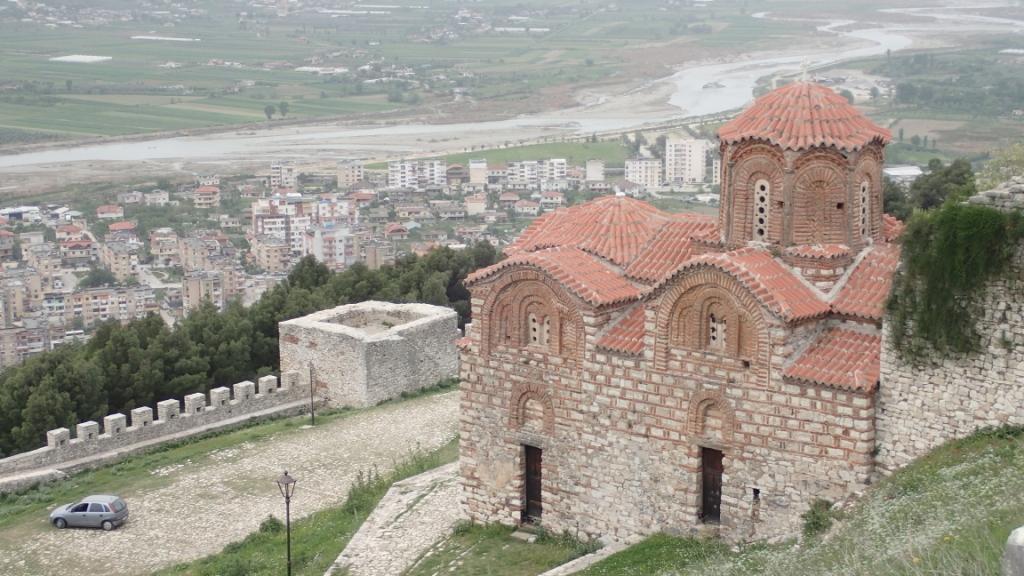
[717,83,891,288]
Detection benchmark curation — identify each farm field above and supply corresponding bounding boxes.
[0,0,822,142]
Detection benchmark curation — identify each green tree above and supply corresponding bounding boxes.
[278,101,289,117]
[870,86,881,101]
[883,177,910,221]
[264,104,276,120]
[839,89,854,104]
[78,266,117,288]
[910,158,976,211]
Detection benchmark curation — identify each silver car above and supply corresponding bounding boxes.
[50,495,129,531]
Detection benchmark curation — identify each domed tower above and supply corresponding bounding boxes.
[717,83,891,266]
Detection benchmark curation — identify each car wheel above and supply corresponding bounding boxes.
[101,520,114,531]
[54,518,67,529]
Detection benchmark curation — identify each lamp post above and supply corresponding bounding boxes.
[276,470,297,576]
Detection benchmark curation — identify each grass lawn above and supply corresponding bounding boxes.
[154,438,458,576]
[577,425,1024,576]
[404,523,599,576]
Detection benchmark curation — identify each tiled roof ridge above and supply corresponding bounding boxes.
[822,242,879,301]
[646,247,830,321]
[719,82,891,153]
[783,243,851,260]
[594,305,647,355]
[782,327,882,392]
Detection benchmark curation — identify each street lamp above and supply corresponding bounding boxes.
[276,470,297,576]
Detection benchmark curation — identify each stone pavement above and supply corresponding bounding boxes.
[0,392,459,576]
[326,462,462,576]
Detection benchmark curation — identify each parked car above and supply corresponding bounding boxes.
[50,495,129,531]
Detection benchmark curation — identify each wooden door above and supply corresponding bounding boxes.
[701,447,723,523]
[523,445,542,523]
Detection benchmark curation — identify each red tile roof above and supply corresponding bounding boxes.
[108,221,137,232]
[625,216,717,282]
[465,246,641,306]
[719,82,891,152]
[783,244,850,259]
[883,214,905,242]
[831,243,901,321]
[511,195,672,266]
[651,247,830,321]
[784,328,881,392]
[596,306,646,355]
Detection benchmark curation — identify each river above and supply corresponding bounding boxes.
[0,3,1021,173]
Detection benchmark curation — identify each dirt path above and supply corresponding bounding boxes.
[0,392,458,576]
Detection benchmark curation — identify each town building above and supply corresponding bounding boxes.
[337,160,365,189]
[585,159,606,182]
[193,185,222,209]
[469,159,489,185]
[0,230,15,261]
[144,189,170,207]
[271,161,298,189]
[182,270,228,312]
[303,225,358,271]
[251,234,291,273]
[458,83,899,544]
[664,135,712,184]
[148,228,180,267]
[95,204,124,220]
[388,159,447,191]
[99,241,140,283]
[625,158,663,190]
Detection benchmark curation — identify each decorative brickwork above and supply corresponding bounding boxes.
[460,83,899,545]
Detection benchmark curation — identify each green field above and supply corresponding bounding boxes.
[0,0,819,142]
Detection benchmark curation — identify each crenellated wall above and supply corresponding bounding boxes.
[0,372,308,491]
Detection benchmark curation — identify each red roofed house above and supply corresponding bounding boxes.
[194,186,221,209]
[96,205,124,220]
[459,83,899,544]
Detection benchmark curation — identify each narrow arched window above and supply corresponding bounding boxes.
[708,313,726,350]
[754,179,770,241]
[859,180,870,239]
[541,317,551,347]
[529,313,540,345]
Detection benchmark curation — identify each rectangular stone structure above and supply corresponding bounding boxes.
[234,380,256,401]
[157,399,180,422]
[258,375,278,395]
[103,414,127,436]
[279,302,459,408]
[47,428,70,449]
[184,393,207,415]
[76,421,99,441]
[209,387,231,407]
[130,407,153,428]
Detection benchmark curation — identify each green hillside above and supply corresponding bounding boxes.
[580,426,1024,576]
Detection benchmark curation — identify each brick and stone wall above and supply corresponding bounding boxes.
[280,301,459,408]
[460,277,876,544]
[875,178,1024,472]
[0,372,305,486]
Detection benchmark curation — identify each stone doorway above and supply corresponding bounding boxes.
[700,447,723,523]
[522,445,543,523]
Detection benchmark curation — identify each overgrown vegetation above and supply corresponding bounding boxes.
[0,246,496,457]
[578,425,1024,576]
[404,522,598,576]
[155,438,459,576]
[887,202,1024,357]
[800,499,840,539]
[883,158,976,221]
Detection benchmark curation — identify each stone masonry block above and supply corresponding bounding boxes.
[258,375,278,395]
[47,428,70,449]
[280,371,299,392]
[184,393,207,415]
[157,399,180,422]
[77,421,99,441]
[103,413,127,436]
[1003,526,1024,576]
[209,387,231,407]
[234,381,256,401]
[130,407,153,428]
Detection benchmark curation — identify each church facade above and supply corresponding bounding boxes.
[457,82,902,542]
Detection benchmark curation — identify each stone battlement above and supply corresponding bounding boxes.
[0,372,304,480]
[967,176,1024,211]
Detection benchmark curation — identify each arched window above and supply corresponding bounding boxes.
[753,179,770,241]
[528,313,541,346]
[708,313,727,350]
[541,317,551,347]
[859,180,870,239]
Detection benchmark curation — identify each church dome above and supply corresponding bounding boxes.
[718,82,891,152]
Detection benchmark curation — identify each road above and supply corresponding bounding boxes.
[0,392,459,576]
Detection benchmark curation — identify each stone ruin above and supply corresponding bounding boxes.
[279,301,460,408]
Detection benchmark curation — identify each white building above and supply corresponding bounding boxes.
[303,225,358,271]
[468,159,489,185]
[585,159,605,182]
[388,160,447,191]
[625,158,663,190]
[664,136,712,184]
[507,159,567,189]
[270,161,297,189]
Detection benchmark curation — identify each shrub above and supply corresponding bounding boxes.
[258,515,284,534]
[802,499,838,538]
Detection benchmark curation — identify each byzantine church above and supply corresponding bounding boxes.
[457,82,904,542]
